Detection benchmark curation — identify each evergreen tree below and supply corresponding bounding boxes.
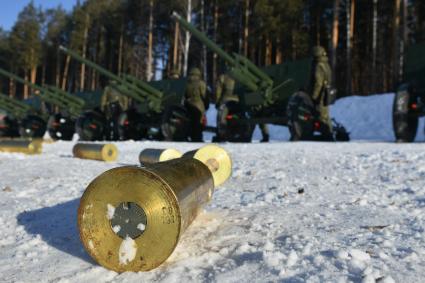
[9,1,43,98]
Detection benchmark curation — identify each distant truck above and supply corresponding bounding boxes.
[393,41,425,142]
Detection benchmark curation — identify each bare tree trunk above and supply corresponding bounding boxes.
[41,62,46,86]
[62,55,71,91]
[147,0,154,81]
[316,10,321,45]
[291,30,297,60]
[9,79,15,98]
[257,36,263,66]
[399,0,408,80]
[372,0,378,92]
[212,0,218,83]
[265,36,272,65]
[201,0,207,82]
[243,0,250,57]
[331,0,340,83]
[346,0,355,95]
[392,0,401,86]
[117,24,124,76]
[183,0,192,77]
[80,14,89,92]
[23,71,29,99]
[55,49,61,87]
[173,22,180,73]
[276,36,282,64]
[30,67,37,86]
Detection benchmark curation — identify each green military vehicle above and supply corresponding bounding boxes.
[0,68,100,140]
[393,41,425,142]
[60,46,189,141]
[172,12,349,142]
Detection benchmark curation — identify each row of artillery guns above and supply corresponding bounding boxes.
[1,12,349,143]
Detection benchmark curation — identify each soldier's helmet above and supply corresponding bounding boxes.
[170,69,180,79]
[189,67,202,77]
[312,46,327,58]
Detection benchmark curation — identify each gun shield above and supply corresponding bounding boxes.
[73,143,118,162]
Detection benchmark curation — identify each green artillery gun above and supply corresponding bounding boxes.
[0,93,46,137]
[59,46,189,141]
[0,68,86,140]
[392,41,425,142]
[172,12,348,142]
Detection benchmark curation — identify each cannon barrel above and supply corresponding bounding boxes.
[0,68,85,118]
[171,12,235,67]
[171,12,274,93]
[59,46,163,112]
[0,93,33,120]
[59,46,122,83]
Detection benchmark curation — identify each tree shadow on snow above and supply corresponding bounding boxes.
[17,198,94,264]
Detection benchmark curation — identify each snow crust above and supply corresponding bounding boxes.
[0,94,424,282]
[119,237,137,265]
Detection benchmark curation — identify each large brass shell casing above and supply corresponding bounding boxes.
[78,157,215,272]
[73,143,118,162]
[0,140,42,155]
[184,144,232,187]
[139,148,182,164]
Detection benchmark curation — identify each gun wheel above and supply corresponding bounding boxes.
[47,113,75,141]
[19,115,47,139]
[287,92,315,141]
[393,86,418,143]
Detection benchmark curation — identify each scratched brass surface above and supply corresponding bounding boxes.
[73,143,118,162]
[139,148,182,164]
[0,139,42,155]
[78,157,214,272]
[184,144,232,187]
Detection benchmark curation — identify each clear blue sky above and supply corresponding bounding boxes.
[0,0,78,31]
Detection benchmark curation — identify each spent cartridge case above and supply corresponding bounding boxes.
[184,144,232,187]
[0,140,42,155]
[78,145,232,272]
[139,148,183,164]
[73,143,118,162]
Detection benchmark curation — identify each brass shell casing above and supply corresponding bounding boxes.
[73,143,118,162]
[0,140,42,155]
[78,157,214,272]
[184,144,232,187]
[139,148,183,164]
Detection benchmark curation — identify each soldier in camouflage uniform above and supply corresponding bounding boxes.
[310,46,333,140]
[215,73,269,142]
[169,69,180,80]
[184,68,208,142]
[100,84,129,119]
[100,84,129,140]
[215,73,237,141]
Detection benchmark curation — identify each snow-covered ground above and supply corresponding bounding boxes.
[1,94,425,283]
